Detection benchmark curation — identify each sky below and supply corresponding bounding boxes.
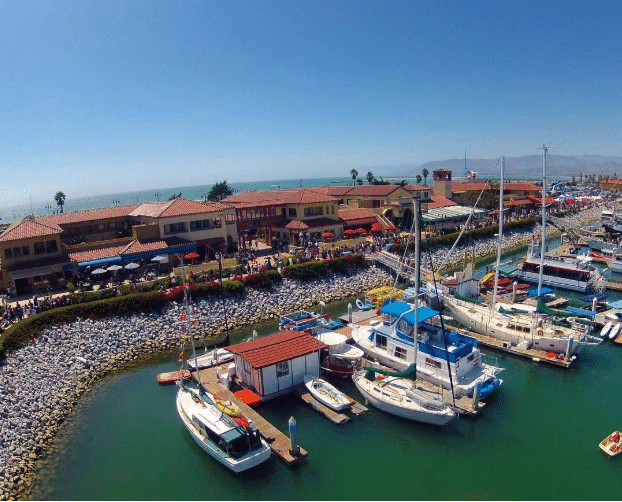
[1,0,621,206]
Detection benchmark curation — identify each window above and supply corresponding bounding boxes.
[276,361,289,377]
[395,347,407,360]
[189,219,212,231]
[213,218,222,228]
[46,240,58,253]
[304,206,323,217]
[226,214,236,225]
[288,208,297,218]
[372,200,381,208]
[4,248,12,259]
[95,224,106,233]
[12,246,22,257]
[375,334,387,349]
[34,242,46,255]
[107,221,118,231]
[425,357,442,369]
[164,222,187,235]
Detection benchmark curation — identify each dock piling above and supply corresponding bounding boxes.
[289,416,300,457]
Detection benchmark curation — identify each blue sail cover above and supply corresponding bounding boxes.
[381,302,439,325]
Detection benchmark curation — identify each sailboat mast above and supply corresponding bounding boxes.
[537,145,548,297]
[492,156,505,306]
[180,256,200,383]
[413,195,420,367]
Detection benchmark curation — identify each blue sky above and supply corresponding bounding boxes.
[1,0,621,206]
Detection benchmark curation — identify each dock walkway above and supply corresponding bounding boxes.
[196,366,308,465]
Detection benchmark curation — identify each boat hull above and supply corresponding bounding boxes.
[353,374,455,426]
[599,431,622,457]
[304,376,351,411]
[176,387,271,473]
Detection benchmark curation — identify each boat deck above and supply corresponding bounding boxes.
[196,366,308,466]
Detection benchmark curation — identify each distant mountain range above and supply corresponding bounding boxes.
[369,154,622,181]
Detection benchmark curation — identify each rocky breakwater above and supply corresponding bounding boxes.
[0,266,392,499]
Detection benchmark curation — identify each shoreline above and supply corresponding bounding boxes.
[0,205,601,499]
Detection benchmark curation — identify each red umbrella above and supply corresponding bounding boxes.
[322,231,335,238]
[371,223,384,233]
[344,229,356,236]
[355,227,367,234]
[386,224,397,231]
[185,252,200,260]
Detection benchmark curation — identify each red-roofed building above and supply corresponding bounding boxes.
[338,208,379,228]
[226,331,328,400]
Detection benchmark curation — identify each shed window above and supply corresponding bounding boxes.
[276,361,289,377]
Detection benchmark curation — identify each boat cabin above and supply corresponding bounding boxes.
[226,331,328,401]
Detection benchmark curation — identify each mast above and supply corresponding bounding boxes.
[180,255,200,388]
[537,145,548,297]
[413,195,420,370]
[492,156,505,307]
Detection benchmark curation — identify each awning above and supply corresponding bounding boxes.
[10,267,52,280]
[78,257,122,269]
[123,243,197,262]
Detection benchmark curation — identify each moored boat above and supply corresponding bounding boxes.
[600,321,613,338]
[607,322,621,341]
[303,375,352,411]
[187,348,234,371]
[599,431,622,458]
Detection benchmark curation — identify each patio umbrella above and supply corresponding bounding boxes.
[321,231,335,239]
[124,262,140,270]
[107,264,123,271]
[91,268,107,275]
[371,223,384,233]
[344,229,356,236]
[151,255,168,263]
[355,227,367,234]
[185,252,200,260]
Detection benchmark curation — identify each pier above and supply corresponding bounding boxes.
[294,385,369,422]
[196,366,308,466]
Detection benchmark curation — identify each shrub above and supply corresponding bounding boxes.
[66,282,75,293]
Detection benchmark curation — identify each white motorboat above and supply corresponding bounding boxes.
[352,365,456,426]
[303,375,352,411]
[600,321,613,338]
[187,348,234,371]
[608,322,621,341]
[315,331,364,378]
[176,384,271,472]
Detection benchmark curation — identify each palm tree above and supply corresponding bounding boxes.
[421,168,429,186]
[366,171,374,184]
[54,191,66,213]
[415,174,422,184]
[350,169,358,185]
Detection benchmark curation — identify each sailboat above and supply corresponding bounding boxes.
[352,194,457,425]
[175,260,271,472]
[442,153,601,357]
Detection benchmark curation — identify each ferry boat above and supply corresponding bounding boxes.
[350,300,503,399]
[512,238,602,292]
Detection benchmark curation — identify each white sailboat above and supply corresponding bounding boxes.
[607,322,620,341]
[303,375,352,411]
[600,321,613,338]
[353,194,457,425]
[175,260,271,472]
[442,152,600,357]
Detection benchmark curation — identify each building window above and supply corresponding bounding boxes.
[164,222,187,235]
[276,361,289,377]
[213,218,222,228]
[95,223,106,233]
[46,240,58,253]
[288,208,297,218]
[34,242,46,255]
[372,200,381,208]
[4,248,12,259]
[189,219,213,231]
[21,246,30,256]
[12,246,22,257]
[226,214,236,225]
[304,207,323,217]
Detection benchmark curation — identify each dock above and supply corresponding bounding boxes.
[196,366,308,466]
[294,386,350,424]
[339,309,378,325]
[157,369,191,384]
[606,281,622,292]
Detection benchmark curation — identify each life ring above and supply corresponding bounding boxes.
[537,329,543,337]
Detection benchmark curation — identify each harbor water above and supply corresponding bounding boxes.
[30,238,622,500]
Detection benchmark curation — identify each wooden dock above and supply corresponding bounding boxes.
[294,386,350,424]
[196,366,308,466]
[607,281,622,292]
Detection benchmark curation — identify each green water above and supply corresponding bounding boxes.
[32,246,622,501]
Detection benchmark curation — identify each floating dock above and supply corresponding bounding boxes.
[157,369,191,384]
[293,384,368,422]
[196,366,308,465]
[339,309,378,325]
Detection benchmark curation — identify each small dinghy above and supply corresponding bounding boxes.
[355,298,372,311]
[608,323,621,341]
[600,321,613,338]
[303,375,352,411]
[599,431,622,457]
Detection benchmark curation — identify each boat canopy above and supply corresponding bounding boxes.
[381,302,439,325]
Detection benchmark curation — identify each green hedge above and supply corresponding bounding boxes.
[283,253,367,280]
[0,291,166,352]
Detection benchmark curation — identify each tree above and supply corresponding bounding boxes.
[421,168,429,186]
[350,169,358,185]
[366,171,374,184]
[54,191,66,213]
[356,178,363,185]
[415,174,422,184]
[207,181,234,201]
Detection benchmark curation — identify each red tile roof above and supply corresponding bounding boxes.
[426,194,457,210]
[320,185,405,197]
[285,220,309,230]
[120,237,191,256]
[338,208,378,224]
[403,184,429,191]
[226,331,327,369]
[68,244,128,263]
[223,188,337,206]
[451,181,541,193]
[505,198,533,207]
[38,204,140,225]
[130,198,232,218]
[0,218,62,242]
